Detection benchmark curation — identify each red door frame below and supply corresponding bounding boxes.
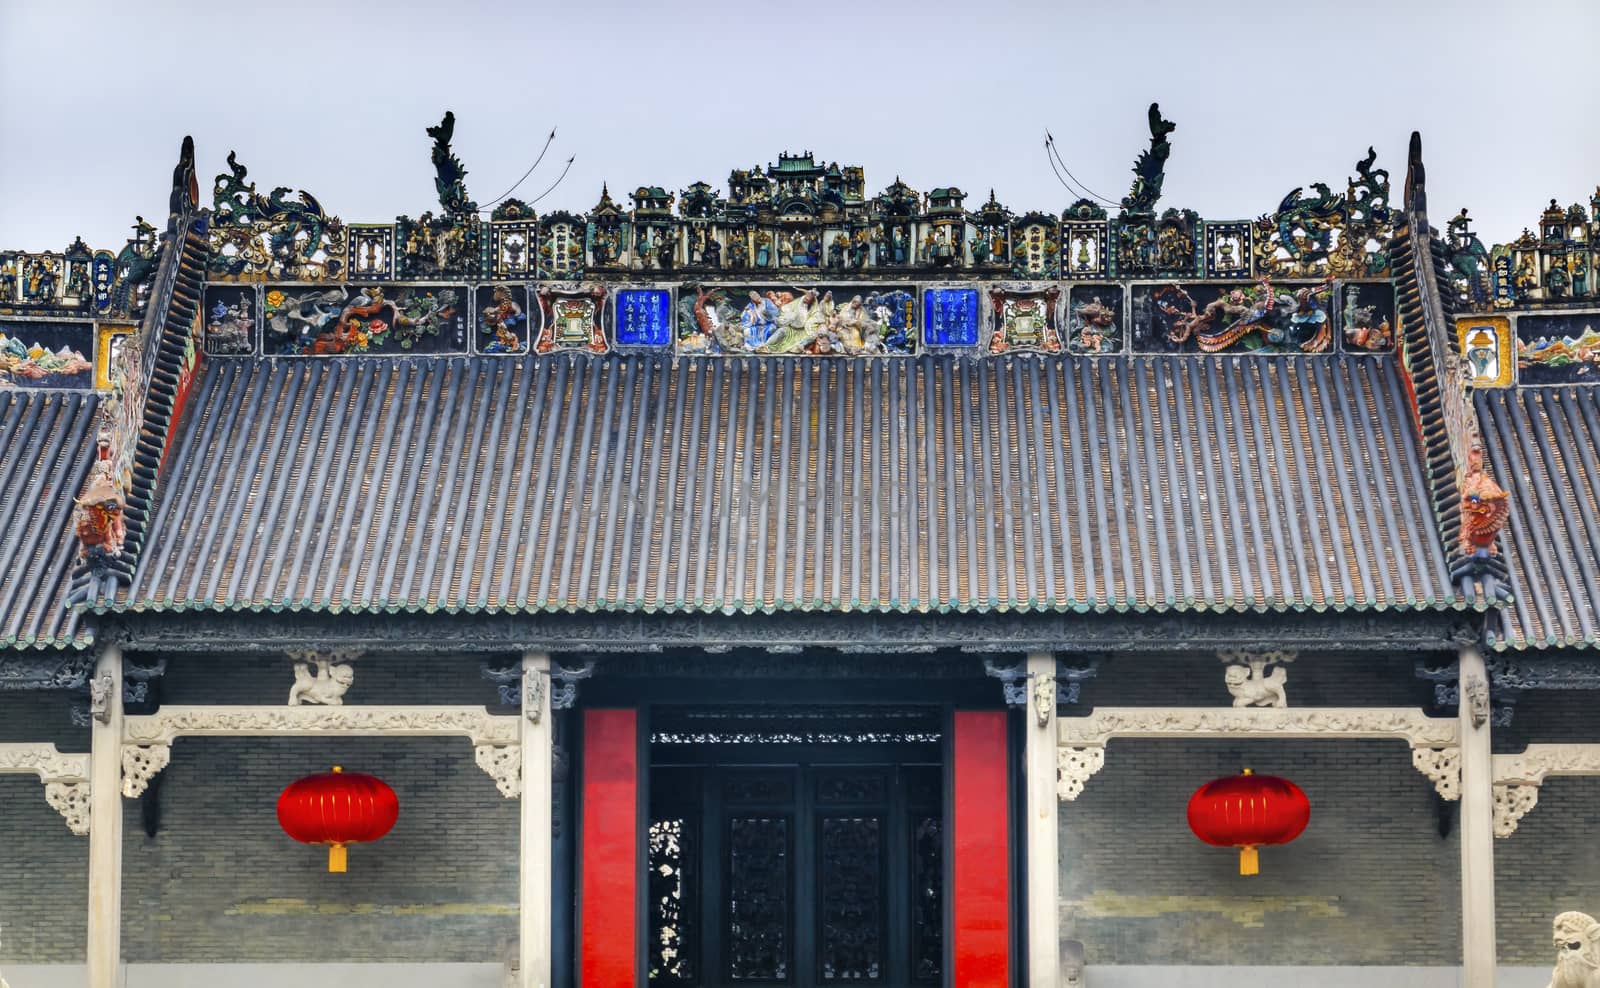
[952,710,1011,988]
[580,708,639,988]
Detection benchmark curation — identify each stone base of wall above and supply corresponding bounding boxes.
[1,963,504,988]
[1075,966,1551,987]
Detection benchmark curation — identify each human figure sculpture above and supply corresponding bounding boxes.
[288,655,355,706]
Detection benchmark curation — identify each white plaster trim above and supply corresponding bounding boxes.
[118,705,518,799]
[0,742,92,835]
[1054,707,1460,801]
[1491,743,1600,837]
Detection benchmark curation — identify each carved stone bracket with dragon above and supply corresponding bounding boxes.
[1055,707,1461,802]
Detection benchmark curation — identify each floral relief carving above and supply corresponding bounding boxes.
[121,744,170,798]
[119,706,520,798]
[123,705,519,746]
[43,781,91,835]
[1055,707,1461,802]
[1409,746,1462,800]
[1056,746,1106,801]
[1490,744,1600,837]
[0,744,93,835]
[1492,784,1541,838]
[475,744,522,799]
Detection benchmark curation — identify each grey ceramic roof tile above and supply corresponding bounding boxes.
[116,351,1467,618]
[0,389,100,649]
[1478,386,1600,650]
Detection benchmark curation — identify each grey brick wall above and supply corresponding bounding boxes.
[1491,689,1600,963]
[153,651,514,708]
[120,734,518,963]
[0,694,89,963]
[1059,737,1463,965]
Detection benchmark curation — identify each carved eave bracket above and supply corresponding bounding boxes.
[0,743,92,834]
[1491,744,1600,837]
[1055,707,1460,802]
[120,705,519,799]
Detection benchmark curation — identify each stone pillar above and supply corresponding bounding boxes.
[521,652,554,988]
[1458,645,1496,986]
[1024,652,1060,988]
[86,644,123,988]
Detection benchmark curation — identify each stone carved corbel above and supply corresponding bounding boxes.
[0,743,93,834]
[1462,672,1490,729]
[1032,676,1055,727]
[44,782,91,836]
[121,743,171,798]
[525,672,547,725]
[550,661,595,710]
[1410,745,1462,800]
[89,673,113,723]
[124,659,168,706]
[1056,746,1106,800]
[475,744,522,799]
[1492,784,1540,838]
[983,659,1029,707]
[1491,744,1600,837]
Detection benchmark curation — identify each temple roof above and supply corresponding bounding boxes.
[1478,386,1600,650]
[111,350,1475,618]
[0,389,100,649]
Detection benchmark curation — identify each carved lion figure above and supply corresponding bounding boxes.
[1225,663,1288,708]
[287,655,355,706]
[1549,911,1600,988]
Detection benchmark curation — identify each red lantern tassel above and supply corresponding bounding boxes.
[328,843,347,873]
[1239,845,1259,876]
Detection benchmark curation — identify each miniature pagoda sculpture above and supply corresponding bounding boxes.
[287,651,357,706]
[1219,650,1295,707]
[1547,912,1600,988]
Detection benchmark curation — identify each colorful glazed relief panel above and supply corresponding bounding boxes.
[477,285,530,354]
[1517,311,1600,384]
[923,287,982,348]
[987,288,1062,354]
[203,286,257,355]
[1067,286,1123,354]
[0,319,94,388]
[1337,282,1397,353]
[612,288,674,348]
[534,286,608,353]
[262,285,466,355]
[1458,316,1514,387]
[678,285,915,356]
[1131,280,1334,354]
[95,324,134,390]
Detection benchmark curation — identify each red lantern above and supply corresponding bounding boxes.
[1186,768,1309,875]
[277,766,399,873]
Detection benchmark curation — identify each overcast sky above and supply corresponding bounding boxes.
[2,0,1596,253]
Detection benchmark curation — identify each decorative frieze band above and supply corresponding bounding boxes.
[0,743,92,834]
[1492,744,1600,837]
[1055,707,1461,802]
[119,705,519,799]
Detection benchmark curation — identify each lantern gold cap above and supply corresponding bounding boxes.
[332,765,343,773]
[1242,767,1253,775]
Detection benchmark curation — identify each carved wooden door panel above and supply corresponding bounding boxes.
[649,754,942,988]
